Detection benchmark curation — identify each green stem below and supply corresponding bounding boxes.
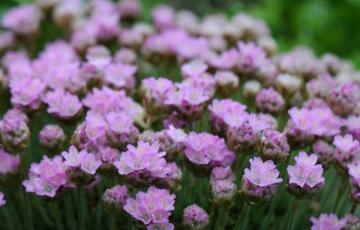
[215,206,229,230]
[65,195,76,230]
[351,203,358,214]
[333,178,346,213]
[77,188,86,230]
[238,204,251,230]
[23,191,34,230]
[52,202,64,230]
[287,207,297,230]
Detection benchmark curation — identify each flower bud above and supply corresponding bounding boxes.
[243,80,261,99]
[259,129,289,162]
[214,71,239,96]
[183,204,209,230]
[39,124,66,151]
[0,110,30,153]
[255,87,285,113]
[103,185,129,211]
[312,140,335,168]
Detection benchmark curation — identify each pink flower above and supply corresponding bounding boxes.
[259,129,289,162]
[209,48,239,70]
[334,134,360,155]
[1,4,41,35]
[348,163,360,185]
[43,89,83,119]
[287,152,324,188]
[182,132,235,166]
[124,186,175,225]
[86,46,112,70]
[310,214,346,230]
[244,157,282,187]
[83,87,144,119]
[39,124,66,150]
[62,146,101,175]
[118,0,142,18]
[255,87,285,113]
[141,77,174,116]
[80,153,102,175]
[23,156,68,197]
[104,62,137,90]
[62,145,85,167]
[152,5,175,31]
[10,77,46,110]
[183,204,209,229]
[181,60,208,79]
[103,185,129,208]
[287,107,341,137]
[208,99,247,134]
[241,157,282,202]
[114,141,169,180]
[0,192,5,206]
[165,84,209,121]
[236,42,269,73]
[0,149,20,174]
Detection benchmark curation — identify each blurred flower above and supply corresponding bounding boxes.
[0,149,21,175]
[334,134,360,172]
[1,4,41,35]
[103,185,129,210]
[310,213,346,230]
[256,87,285,113]
[0,192,6,206]
[235,42,269,74]
[183,204,209,230]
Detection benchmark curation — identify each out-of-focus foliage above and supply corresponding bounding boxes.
[1,0,360,66]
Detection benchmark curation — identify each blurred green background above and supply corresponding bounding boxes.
[1,0,360,67]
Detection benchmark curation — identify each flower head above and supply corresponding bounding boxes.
[182,132,234,167]
[43,89,83,119]
[287,152,324,197]
[23,156,68,197]
[114,141,170,181]
[241,157,282,203]
[124,186,175,225]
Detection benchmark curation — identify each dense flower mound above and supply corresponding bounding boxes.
[0,0,359,229]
